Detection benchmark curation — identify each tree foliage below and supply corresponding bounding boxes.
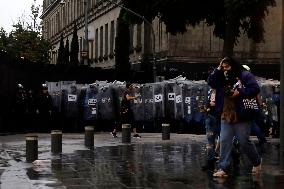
[0,1,51,63]
[0,28,8,51]
[2,24,51,63]
[123,0,276,56]
[64,38,70,64]
[57,34,65,64]
[70,23,79,65]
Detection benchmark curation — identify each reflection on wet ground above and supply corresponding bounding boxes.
[0,134,283,189]
[27,141,282,189]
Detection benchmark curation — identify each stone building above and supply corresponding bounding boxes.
[40,0,281,79]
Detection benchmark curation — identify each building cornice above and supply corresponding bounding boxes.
[48,1,119,45]
[40,0,61,19]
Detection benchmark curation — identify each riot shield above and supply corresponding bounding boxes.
[97,84,118,121]
[131,84,144,122]
[153,82,165,120]
[46,81,62,112]
[142,84,155,121]
[82,84,99,121]
[61,84,81,118]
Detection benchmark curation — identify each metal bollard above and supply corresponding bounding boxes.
[162,123,170,140]
[85,126,94,148]
[122,124,131,143]
[26,134,38,163]
[51,130,62,154]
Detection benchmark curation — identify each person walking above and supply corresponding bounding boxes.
[207,57,262,177]
[201,88,220,171]
[111,83,141,138]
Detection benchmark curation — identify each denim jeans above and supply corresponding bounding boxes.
[219,120,261,172]
[205,114,217,162]
[251,121,266,144]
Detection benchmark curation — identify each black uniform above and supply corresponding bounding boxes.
[120,90,133,124]
[13,86,28,132]
[36,88,53,132]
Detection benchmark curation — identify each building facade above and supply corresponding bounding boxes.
[41,0,281,78]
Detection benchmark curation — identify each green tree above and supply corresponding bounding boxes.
[0,28,8,51]
[6,23,51,63]
[57,34,65,64]
[70,23,79,65]
[115,9,131,81]
[64,38,70,64]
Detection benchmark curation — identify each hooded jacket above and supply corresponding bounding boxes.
[207,68,260,120]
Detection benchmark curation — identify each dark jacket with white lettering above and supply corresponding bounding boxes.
[207,69,260,120]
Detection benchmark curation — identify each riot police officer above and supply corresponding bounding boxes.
[36,84,53,132]
[13,83,28,133]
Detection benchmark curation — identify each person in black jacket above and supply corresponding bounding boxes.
[111,83,141,138]
[13,84,28,132]
[36,84,53,132]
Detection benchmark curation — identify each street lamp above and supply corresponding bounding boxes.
[83,0,89,66]
[106,0,156,82]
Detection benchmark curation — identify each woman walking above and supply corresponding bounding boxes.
[207,57,262,177]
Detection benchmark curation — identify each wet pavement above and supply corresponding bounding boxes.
[0,133,283,189]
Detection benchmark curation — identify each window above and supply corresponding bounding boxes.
[110,20,115,53]
[95,28,98,59]
[105,23,108,56]
[100,26,103,59]
[80,37,83,52]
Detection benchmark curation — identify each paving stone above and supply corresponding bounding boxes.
[0,133,282,189]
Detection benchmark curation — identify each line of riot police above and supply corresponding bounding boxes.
[43,77,280,136]
[2,76,279,134]
[10,83,55,133]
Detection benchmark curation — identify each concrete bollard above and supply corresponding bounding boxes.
[85,126,94,148]
[122,124,131,143]
[26,134,38,163]
[162,123,170,140]
[51,130,62,154]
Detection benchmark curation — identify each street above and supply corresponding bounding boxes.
[0,133,282,189]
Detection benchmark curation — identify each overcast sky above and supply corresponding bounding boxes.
[0,0,42,33]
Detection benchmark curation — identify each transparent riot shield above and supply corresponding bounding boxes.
[180,81,195,124]
[46,81,62,113]
[192,81,209,124]
[164,82,176,120]
[164,81,184,121]
[142,84,155,121]
[131,84,144,122]
[61,84,81,118]
[97,84,118,121]
[153,82,165,120]
[82,84,99,121]
[175,83,184,120]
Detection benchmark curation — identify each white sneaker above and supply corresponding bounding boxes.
[252,159,262,174]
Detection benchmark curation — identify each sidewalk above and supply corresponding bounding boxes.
[0,133,282,189]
